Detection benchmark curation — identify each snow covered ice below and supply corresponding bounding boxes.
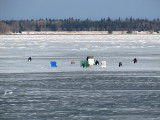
[0,35,160,73]
[0,34,160,120]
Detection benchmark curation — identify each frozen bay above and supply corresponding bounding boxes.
[0,35,160,120]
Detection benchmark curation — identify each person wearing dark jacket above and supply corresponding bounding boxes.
[28,57,32,62]
[133,58,137,63]
[119,62,122,67]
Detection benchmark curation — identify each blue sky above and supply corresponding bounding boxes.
[0,0,160,20]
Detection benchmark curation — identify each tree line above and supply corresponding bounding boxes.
[0,17,160,33]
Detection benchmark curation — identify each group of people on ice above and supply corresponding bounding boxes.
[118,58,137,67]
[28,56,138,68]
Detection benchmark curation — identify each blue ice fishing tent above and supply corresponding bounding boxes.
[50,61,57,67]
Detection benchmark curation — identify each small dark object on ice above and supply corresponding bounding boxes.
[119,62,122,67]
[133,58,137,63]
[95,60,99,65]
[28,57,32,62]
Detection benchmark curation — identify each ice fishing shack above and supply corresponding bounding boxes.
[80,56,95,68]
[80,60,89,68]
[101,61,106,68]
[71,60,75,65]
[86,56,94,66]
[50,61,57,67]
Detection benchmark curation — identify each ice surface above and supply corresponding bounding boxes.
[0,35,160,120]
[0,35,160,73]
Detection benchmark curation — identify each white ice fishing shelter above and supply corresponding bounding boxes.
[88,59,94,65]
[87,56,94,66]
[101,61,106,68]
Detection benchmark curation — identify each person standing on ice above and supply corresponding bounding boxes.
[82,63,85,68]
[119,62,122,67]
[133,58,137,63]
[28,57,32,61]
[95,60,99,65]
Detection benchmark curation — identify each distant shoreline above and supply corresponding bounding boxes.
[1,31,160,35]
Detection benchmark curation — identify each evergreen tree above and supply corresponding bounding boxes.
[35,24,40,31]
